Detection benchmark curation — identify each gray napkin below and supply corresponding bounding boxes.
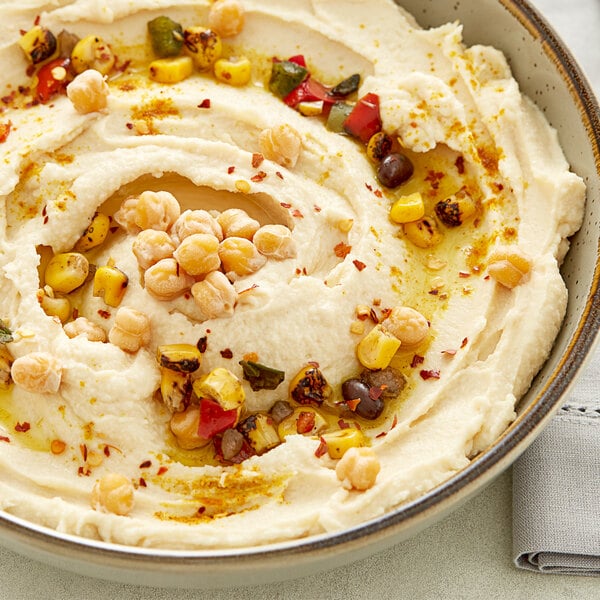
[512,348,600,575]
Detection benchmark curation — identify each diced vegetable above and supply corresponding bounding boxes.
[434,189,476,227]
[156,344,202,373]
[44,252,89,294]
[356,324,401,370]
[183,27,222,70]
[197,397,238,439]
[19,26,57,64]
[0,345,13,389]
[289,364,332,406]
[93,265,129,307]
[193,367,245,410]
[149,56,193,83]
[366,131,393,163]
[329,73,360,97]
[237,413,280,454]
[160,367,191,413]
[74,212,110,252]
[390,192,425,224]
[147,16,184,58]
[36,57,73,103]
[0,319,13,344]
[326,102,353,133]
[268,59,307,98]
[321,428,367,459]
[239,360,285,391]
[343,92,382,144]
[71,35,115,75]
[213,56,251,86]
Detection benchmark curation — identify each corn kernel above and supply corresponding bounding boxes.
[93,265,129,307]
[192,367,245,410]
[183,27,222,71]
[402,217,442,249]
[44,252,89,294]
[71,35,116,75]
[74,212,110,252]
[18,26,56,64]
[322,428,368,459]
[37,288,71,323]
[160,367,191,413]
[214,56,251,86]
[0,345,14,390]
[237,413,280,454]
[390,192,425,224]
[277,407,328,439]
[156,343,202,373]
[356,324,401,370]
[149,56,193,83]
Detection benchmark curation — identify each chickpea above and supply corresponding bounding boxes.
[216,208,260,240]
[487,247,532,289]
[191,270,238,320]
[253,224,297,259]
[381,306,429,346]
[108,307,151,353]
[132,229,176,270]
[66,69,109,114]
[171,209,223,245]
[218,237,267,280]
[113,196,140,234]
[63,316,107,342]
[169,405,211,449]
[144,257,195,300]
[11,352,62,394]
[134,190,180,232]
[335,446,380,491]
[258,124,302,169]
[208,0,245,38]
[173,233,221,277]
[91,472,135,516]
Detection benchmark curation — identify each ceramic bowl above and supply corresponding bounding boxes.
[1,0,598,588]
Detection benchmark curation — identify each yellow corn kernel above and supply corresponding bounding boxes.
[289,364,332,407]
[71,35,116,75]
[213,56,251,86]
[74,212,110,252]
[356,324,401,370]
[238,413,280,454]
[149,56,193,83]
[277,407,328,439]
[160,367,191,413]
[192,367,245,410]
[321,428,368,459]
[156,343,202,373]
[435,189,476,228]
[183,27,222,71]
[0,345,14,390]
[44,252,89,294]
[390,192,425,224]
[402,217,442,249]
[93,265,129,307]
[37,288,71,323]
[297,101,324,116]
[18,26,57,64]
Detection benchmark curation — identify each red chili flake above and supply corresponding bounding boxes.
[197,506,206,515]
[157,466,169,476]
[80,443,88,461]
[139,460,152,469]
[458,271,471,278]
[374,189,383,198]
[380,307,392,320]
[280,202,292,209]
[19,29,27,36]
[227,166,235,174]
[442,349,457,357]
[295,268,302,275]
[338,419,350,430]
[139,477,147,487]
[43,215,49,225]
[375,430,387,438]
[15,422,30,433]
[220,348,233,359]
[78,466,91,477]
[369,386,384,400]
[391,414,398,429]
[420,369,441,380]
[292,208,304,218]
[250,171,267,182]
[1,92,15,105]
[251,153,264,168]
[126,122,134,130]
[276,171,284,179]
[198,99,211,108]
[103,445,111,457]
[461,337,469,348]
[353,260,366,271]
[334,241,352,258]
[425,170,444,190]
[369,308,379,324]
[314,437,328,458]
[411,355,425,368]
[345,398,361,412]
[98,309,111,319]
[0,121,12,143]
[314,205,322,212]
[428,289,439,296]
[365,183,373,192]
[197,336,208,353]
[34,14,41,25]
[296,411,316,434]
[455,155,465,174]
[0,436,10,443]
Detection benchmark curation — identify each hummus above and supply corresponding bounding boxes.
[0,0,585,549]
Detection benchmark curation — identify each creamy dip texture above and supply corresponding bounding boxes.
[0,0,585,549]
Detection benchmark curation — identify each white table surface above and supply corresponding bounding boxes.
[1,1,599,598]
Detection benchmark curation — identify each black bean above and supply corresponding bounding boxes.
[377,152,414,188]
[341,378,384,420]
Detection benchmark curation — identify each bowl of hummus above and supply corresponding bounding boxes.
[0,0,597,588]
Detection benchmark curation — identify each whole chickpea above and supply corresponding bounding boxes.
[335,446,380,491]
[216,208,260,240]
[381,306,429,346]
[259,124,302,169]
[64,316,107,342]
[144,257,195,300]
[191,270,238,320]
[91,472,135,516]
[173,233,221,277]
[253,224,297,259]
[11,352,62,394]
[170,405,211,449]
[171,209,223,245]
[132,229,176,270]
[208,0,245,38]
[108,307,151,353]
[134,190,180,232]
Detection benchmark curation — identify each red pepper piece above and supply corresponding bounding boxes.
[288,54,307,68]
[36,57,73,104]
[343,92,382,144]
[283,77,346,109]
[197,397,238,440]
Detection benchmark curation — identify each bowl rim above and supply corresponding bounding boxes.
[1,0,599,576]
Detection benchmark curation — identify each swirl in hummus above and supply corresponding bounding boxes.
[0,0,585,549]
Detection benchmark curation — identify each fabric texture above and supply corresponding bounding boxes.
[512,352,600,576]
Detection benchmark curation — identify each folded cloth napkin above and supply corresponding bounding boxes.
[512,347,600,576]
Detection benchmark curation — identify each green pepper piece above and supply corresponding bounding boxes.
[239,360,285,391]
[330,73,360,97]
[0,319,12,344]
[147,16,184,58]
[269,61,308,98]
[326,102,353,133]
